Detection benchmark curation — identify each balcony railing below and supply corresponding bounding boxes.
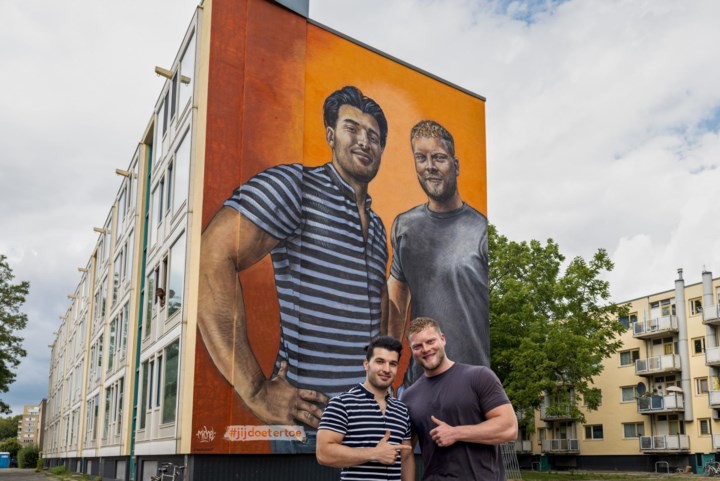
[704,304,720,324]
[640,434,689,452]
[633,316,679,339]
[541,438,579,453]
[637,393,684,414]
[706,346,720,366]
[713,434,720,450]
[635,354,681,376]
[514,440,532,453]
[539,404,574,421]
[708,390,720,408]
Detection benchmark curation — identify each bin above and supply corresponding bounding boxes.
[0,452,10,469]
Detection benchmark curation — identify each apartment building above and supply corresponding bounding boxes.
[42,0,490,480]
[516,269,720,472]
[17,403,44,447]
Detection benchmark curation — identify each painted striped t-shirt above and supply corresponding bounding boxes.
[319,384,412,481]
[224,163,388,398]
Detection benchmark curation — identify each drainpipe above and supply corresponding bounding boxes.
[703,270,719,419]
[675,268,693,422]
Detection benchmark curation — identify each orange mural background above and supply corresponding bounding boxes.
[192,0,486,454]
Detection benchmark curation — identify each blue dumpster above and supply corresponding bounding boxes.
[0,452,10,468]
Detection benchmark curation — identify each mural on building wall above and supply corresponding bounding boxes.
[192,0,487,454]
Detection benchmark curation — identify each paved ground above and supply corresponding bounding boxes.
[0,469,47,480]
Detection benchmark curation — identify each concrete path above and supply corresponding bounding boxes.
[0,469,47,480]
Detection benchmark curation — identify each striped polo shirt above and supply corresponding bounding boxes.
[319,384,412,481]
[224,163,388,399]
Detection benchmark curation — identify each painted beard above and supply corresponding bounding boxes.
[419,172,458,203]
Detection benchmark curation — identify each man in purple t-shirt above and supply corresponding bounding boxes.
[401,317,517,481]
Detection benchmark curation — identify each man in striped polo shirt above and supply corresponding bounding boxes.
[198,86,389,452]
[317,336,414,481]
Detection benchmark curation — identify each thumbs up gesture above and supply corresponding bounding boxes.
[430,415,457,448]
[374,430,412,465]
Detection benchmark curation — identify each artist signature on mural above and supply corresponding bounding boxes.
[195,425,216,443]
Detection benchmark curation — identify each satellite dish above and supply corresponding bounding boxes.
[636,382,647,396]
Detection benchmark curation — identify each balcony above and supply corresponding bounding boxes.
[635,354,681,377]
[541,439,579,454]
[633,316,678,340]
[708,390,720,409]
[637,393,684,414]
[713,435,720,450]
[706,346,720,366]
[704,304,720,325]
[540,404,574,421]
[639,434,689,452]
[514,440,532,453]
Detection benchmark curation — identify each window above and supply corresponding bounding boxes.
[584,425,603,440]
[653,337,676,355]
[171,132,190,216]
[699,418,712,436]
[149,180,164,247]
[140,361,149,430]
[162,340,180,424]
[107,319,116,372]
[690,297,703,316]
[168,233,186,318]
[619,312,638,329]
[623,422,644,438]
[651,298,675,318]
[696,377,709,395]
[620,349,640,366]
[178,33,195,114]
[621,386,638,402]
[693,337,706,355]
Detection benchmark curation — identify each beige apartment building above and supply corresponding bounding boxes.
[17,403,44,447]
[516,269,720,472]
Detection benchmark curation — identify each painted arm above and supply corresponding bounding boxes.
[316,429,413,468]
[387,275,411,340]
[197,206,329,428]
[428,403,518,447]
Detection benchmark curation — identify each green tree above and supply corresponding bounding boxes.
[488,225,627,429]
[0,414,21,440]
[0,437,21,458]
[17,444,38,468]
[0,254,30,414]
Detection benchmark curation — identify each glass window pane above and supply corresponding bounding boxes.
[172,132,190,215]
[168,234,187,318]
[179,34,196,113]
[162,340,180,424]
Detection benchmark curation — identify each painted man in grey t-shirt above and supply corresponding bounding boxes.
[388,120,489,386]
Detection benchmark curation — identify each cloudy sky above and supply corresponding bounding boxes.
[1,0,719,415]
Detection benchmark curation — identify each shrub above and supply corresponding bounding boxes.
[17,444,39,469]
[48,465,70,475]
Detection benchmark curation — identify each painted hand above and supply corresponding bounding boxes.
[246,361,329,428]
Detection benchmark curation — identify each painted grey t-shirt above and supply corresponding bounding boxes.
[390,203,489,385]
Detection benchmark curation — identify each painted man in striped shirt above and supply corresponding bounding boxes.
[317,336,414,481]
[198,86,389,452]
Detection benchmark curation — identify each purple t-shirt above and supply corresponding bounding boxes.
[401,363,510,481]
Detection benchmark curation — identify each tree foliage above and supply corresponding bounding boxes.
[18,444,39,469]
[0,414,21,440]
[0,437,21,458]
[488,225,627,428]
[0,254,30,414]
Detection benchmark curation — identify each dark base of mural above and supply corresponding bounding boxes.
[517,453,718,474]
[45,454,428,481]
